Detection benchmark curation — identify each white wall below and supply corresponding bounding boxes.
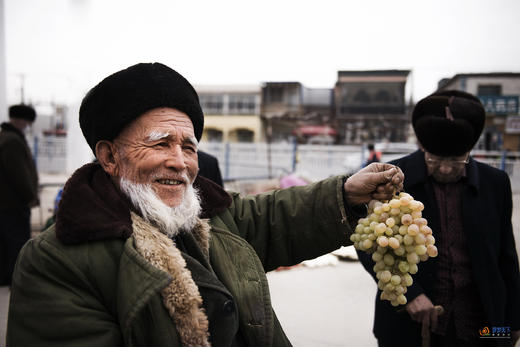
[65,103,94,174]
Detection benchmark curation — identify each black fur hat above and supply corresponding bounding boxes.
[412,90,485,156]
[9,104,36,122]
[79,62,204,154]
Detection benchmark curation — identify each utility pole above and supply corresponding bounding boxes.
[19,73,25,104]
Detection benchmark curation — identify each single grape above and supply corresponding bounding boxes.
[426,244,438,257]
[403,273,413,286]
[372,252,383,262]
[401,214,413,225]
[403,234,414,246]
[388,237,400,249]
[386,217,396,227]
[411,211,422,219]
[398,261,410,273]
[394,245,406,256]
[407,224,419,236]
[377,236,389,247]
[383,253,395,266]
[420,225,433,235]
[380,270,391,283]
[407,252,419,264]
[414,233,426,245]
[390,275,402,286]
[415,245,427,256]
[397,294,407,305]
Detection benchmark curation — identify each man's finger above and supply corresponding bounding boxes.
[421,313,430,338]
[430,309,439,331]
[384,167,397,180]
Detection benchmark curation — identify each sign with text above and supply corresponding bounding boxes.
[505,116,520,134]
[479,95,519,115]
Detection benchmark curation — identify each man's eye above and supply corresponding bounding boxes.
[155,142,169,147]
[183,146,196,152]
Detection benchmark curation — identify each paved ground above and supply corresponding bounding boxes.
[1,187,519,346]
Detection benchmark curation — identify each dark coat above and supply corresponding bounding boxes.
[198,150,223,186]
[357,150,520,346]
[0,122,38,211]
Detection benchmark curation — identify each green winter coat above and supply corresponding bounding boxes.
[7,163,358,347]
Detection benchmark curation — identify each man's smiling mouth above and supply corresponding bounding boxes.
[156,179,184,185]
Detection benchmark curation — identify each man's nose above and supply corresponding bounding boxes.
[164,146,187,170]
[438,162,452,174]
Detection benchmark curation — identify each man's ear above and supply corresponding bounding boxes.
[95,140,119,176]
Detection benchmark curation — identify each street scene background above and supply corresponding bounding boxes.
[2,0,520,346]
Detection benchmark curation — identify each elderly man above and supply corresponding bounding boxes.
[0,104,39,286]
[357,90,520,347]
[7,63,403,347]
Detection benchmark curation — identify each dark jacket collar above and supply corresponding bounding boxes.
[55,163,231,245]
[399,149,480,192]
[1,122,26,142]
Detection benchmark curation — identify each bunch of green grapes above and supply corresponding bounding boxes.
[351,192,438,306]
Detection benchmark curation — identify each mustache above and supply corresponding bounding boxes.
[150,171,190,184]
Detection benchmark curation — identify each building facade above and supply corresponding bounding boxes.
[334,70,411,144]
[196,85,263,143]
[438,73,520,151]
[261,82,334,143]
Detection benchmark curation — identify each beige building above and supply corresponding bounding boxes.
[196,85,263,143]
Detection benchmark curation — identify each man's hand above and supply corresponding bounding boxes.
[344,163,404,205]
[406,294,441,338]
[512,329,519,346]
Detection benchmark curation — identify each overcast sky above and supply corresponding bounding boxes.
[5,0,520,107]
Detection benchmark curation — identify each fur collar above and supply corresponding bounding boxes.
[131,212,211,346]
[56,162,231,245]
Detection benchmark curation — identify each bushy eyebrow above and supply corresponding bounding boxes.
[146,131,199,149]
[147,131,170,142]
[186,136,199,149]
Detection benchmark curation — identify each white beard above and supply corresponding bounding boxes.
[119,177,201,238]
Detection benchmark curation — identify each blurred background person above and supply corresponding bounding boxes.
[357,90,520,347]
[0,104,39,286]
[198,150,223,187]
[365,143,381,166]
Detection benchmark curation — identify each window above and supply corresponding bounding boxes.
[268,87,284,103]
[205,129,223,142]
[199,94,224,114]
[235,129,254,142]
[229,94,256,114]
[374,89,391,103]
[478,84,502,96]
[353,89,371,103]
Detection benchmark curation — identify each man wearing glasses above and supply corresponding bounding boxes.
[357,90,520,346]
